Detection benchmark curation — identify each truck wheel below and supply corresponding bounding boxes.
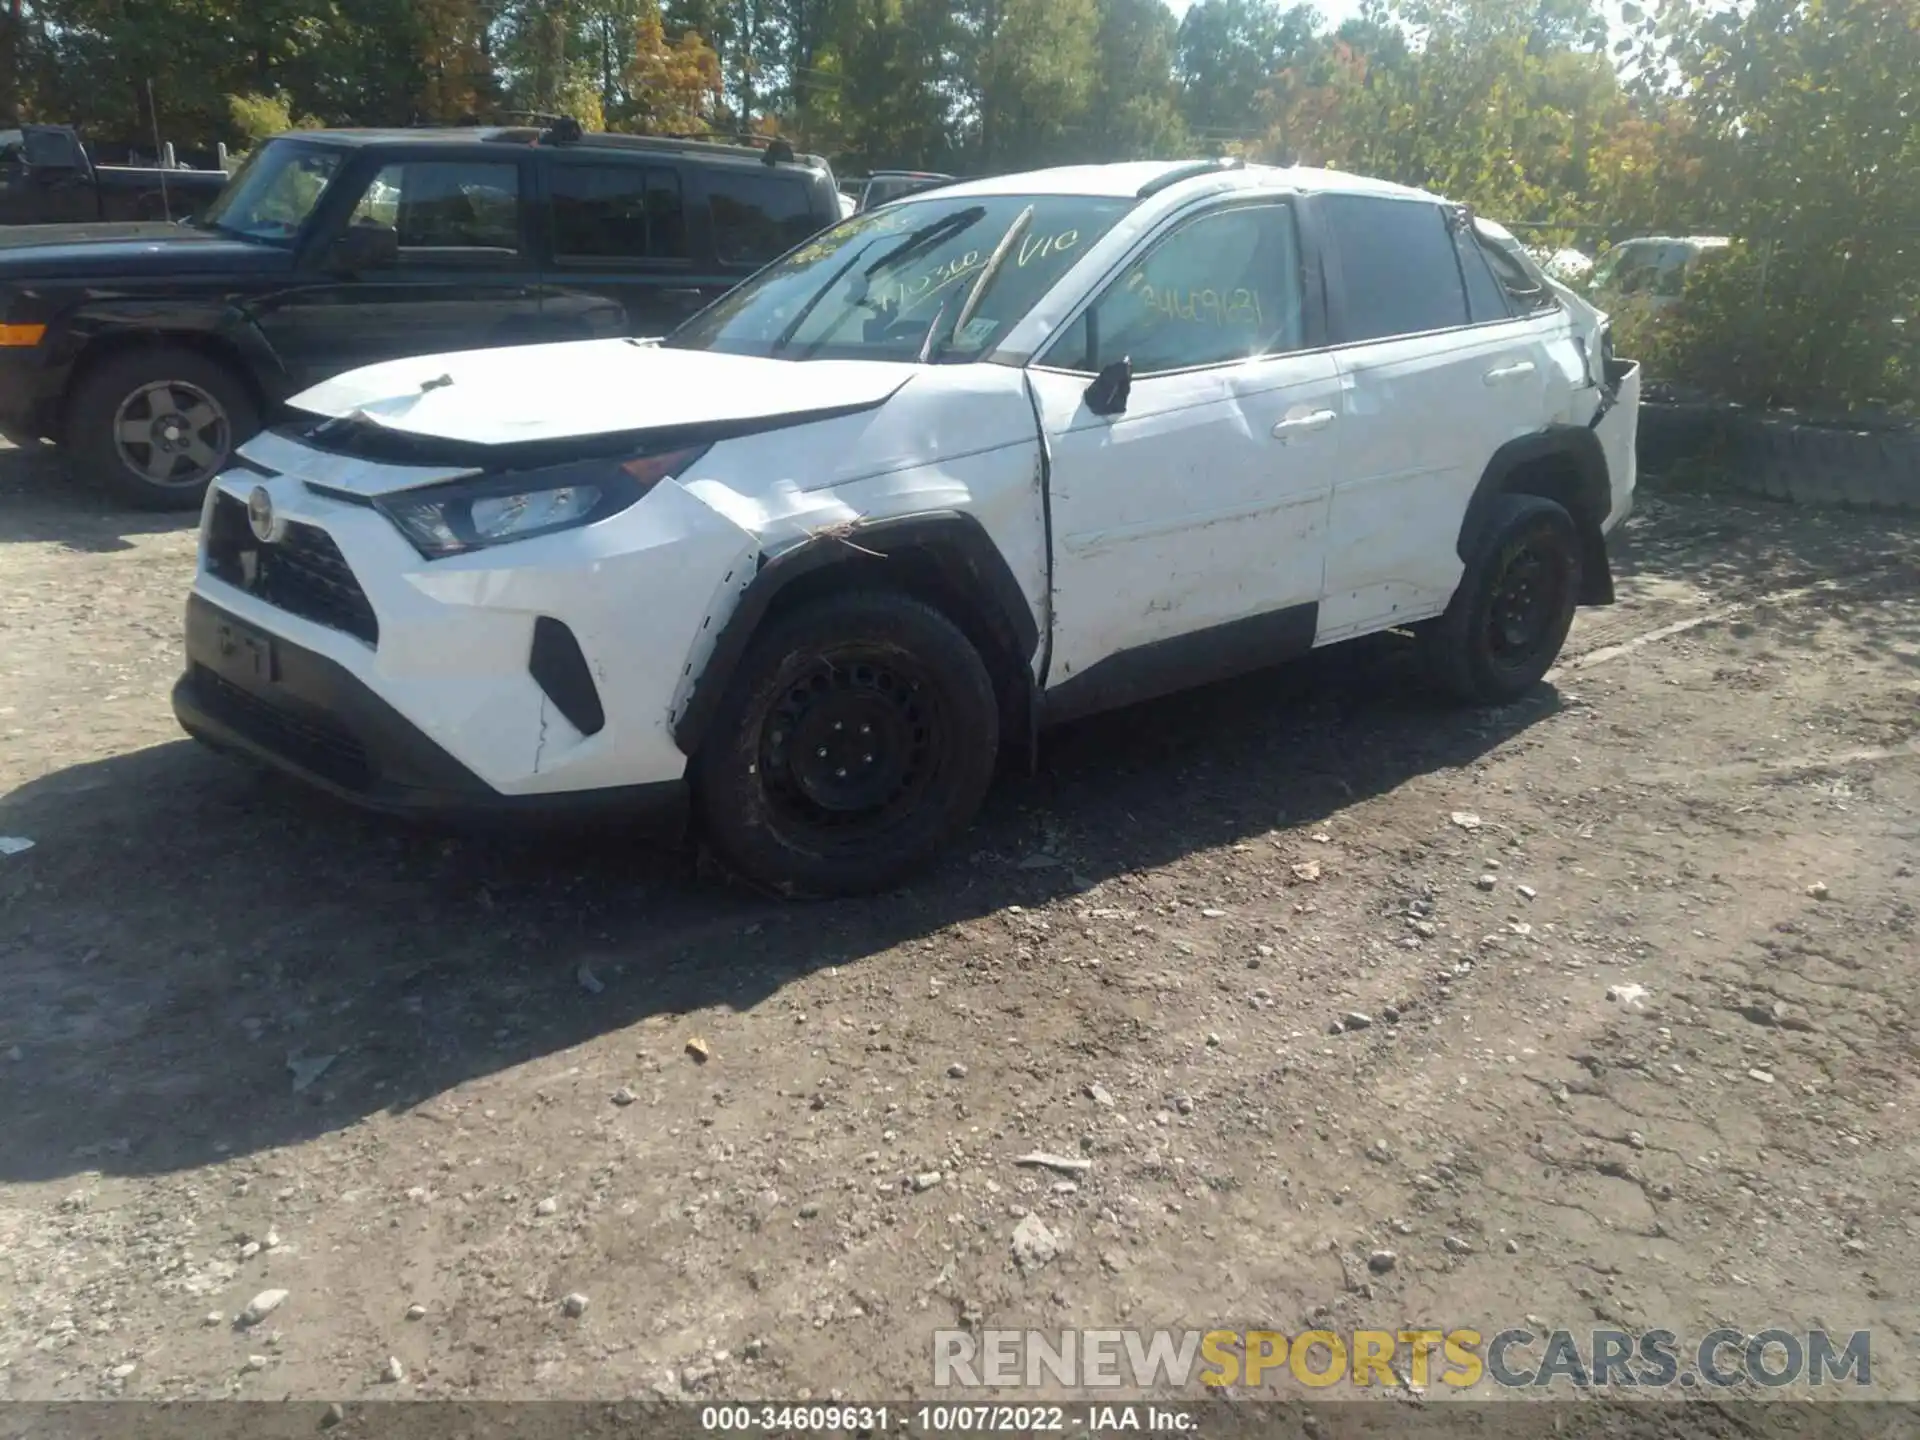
[690,590,1000,898]
[67,347,259,511]
[1425,493,1583,705]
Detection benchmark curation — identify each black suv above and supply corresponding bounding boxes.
[0,124,843,507]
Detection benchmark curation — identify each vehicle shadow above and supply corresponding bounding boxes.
[0,637,1558,1184]
[0,443,200,554]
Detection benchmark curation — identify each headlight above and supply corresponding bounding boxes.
[375,444,709,559]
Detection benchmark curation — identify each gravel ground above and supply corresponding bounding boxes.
[2,443,1917,1419]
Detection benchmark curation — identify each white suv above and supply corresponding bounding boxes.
[174,158,1641,896]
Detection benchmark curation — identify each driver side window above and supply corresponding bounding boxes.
[1045,203,1306,375]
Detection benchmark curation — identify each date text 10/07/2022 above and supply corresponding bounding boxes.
[700,1405,1181,1432]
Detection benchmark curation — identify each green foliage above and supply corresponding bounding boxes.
[1088,0,1188,160]
[226,91,318,144]
[1176,0,1318,143]
[2,0,1909,414]
[1616,0,1920,414]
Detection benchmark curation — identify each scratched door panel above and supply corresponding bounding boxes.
[1029,200,1343,686]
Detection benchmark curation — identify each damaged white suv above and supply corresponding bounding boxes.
[175,158,1640,896]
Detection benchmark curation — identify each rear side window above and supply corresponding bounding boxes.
[707,171,819,266]
[1481,237,1558,315]
[550,164,687,261]
[1322,193,1469,342]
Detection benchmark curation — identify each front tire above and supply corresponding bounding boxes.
[1425,493,1583,705]
[691,591,1000,897]
[66,346,259,511]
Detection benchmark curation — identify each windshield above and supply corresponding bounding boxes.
[665,193,1133,363]
[198,140,345,245]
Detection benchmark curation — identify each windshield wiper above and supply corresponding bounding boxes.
[768,237,882,355]
[860,207,985,283]
[767,207,989,358]
[928,204,1035,362]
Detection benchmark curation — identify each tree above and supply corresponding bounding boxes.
[622,0,721,130]
[830,0,956,170]
[1614,0,1920,411]
[414,0,493,121]
[951,0,1098,170]
[1086,0,1188,161]
[1176,0,1320,144]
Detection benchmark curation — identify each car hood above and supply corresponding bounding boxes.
[285,338,917,449]
[0,223,291,278]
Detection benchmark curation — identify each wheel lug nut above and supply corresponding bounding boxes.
[835,768,847,778]
[816,747,827,757]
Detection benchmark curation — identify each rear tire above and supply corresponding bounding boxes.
[66,346,258,511]
[690,590,1000,898]
[1425,493,1582,705]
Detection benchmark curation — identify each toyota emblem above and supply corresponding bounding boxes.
[246,486,277,544]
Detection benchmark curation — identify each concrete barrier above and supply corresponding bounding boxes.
[1637,400,1920,512]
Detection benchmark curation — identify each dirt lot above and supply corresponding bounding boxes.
[2,441,1917,1416]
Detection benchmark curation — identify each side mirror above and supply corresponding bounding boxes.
[1085,357,1132,417]
[329,223,399,273]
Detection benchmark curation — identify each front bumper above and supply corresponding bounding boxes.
[175,592,687,831]
[175,437,767,829]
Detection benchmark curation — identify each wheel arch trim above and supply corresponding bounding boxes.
[1458,424,1616,606]
[670,510,1040,758]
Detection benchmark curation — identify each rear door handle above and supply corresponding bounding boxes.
[1484,361,1536,384]
[1272,408,1337,439]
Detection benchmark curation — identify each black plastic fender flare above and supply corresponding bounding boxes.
[1457,425,1616,607]
[670,510,1041,758]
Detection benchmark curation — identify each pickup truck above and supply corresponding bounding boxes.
[0,125,229,225]
[0,123,844,508]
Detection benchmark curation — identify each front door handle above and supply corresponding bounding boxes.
[1484,361,1537,384]
[1272,408,1337,439]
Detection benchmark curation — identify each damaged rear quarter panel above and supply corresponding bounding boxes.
[665,365,1050,729]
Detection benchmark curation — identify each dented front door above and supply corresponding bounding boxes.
[1025,199,1343,703]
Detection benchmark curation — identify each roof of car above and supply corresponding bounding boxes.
[286,127,828,170]
[930,159,1441,203]
[1617,234,1731,248]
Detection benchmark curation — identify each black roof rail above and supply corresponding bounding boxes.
[1136,155,1247,198]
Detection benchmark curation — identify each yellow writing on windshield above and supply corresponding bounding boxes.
[884,228,1084,314]
[1016,228,1080,267]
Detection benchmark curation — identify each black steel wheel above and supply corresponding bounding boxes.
[692,590,1000,897]
[1426,493,1582,704]
[1484,528,1571,670]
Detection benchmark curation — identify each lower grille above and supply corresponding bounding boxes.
[207,492,381,645]
[193,666,373,792]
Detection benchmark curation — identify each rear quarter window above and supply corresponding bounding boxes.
[706,170,823,266]
[1479,236,1559,316]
